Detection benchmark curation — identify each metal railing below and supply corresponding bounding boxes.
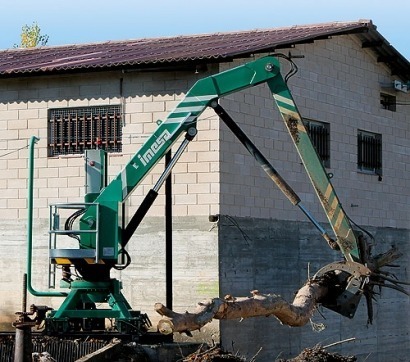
[48,202,99,288]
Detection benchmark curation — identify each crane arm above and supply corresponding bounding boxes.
[79,55,360,264]
[78,56,283,253]
[268,76,359,261]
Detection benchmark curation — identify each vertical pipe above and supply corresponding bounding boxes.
[27,136,67,297]
[14,327,32,362]
[14,274,32,362]
[165,150,173,311]
[22,274,27,313]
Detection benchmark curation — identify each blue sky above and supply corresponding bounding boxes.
[1,0,409,60]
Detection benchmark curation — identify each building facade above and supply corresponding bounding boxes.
[0,21,409,361]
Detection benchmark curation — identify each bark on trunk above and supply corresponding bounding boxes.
[155,246,408,335]
[155,279,328,335]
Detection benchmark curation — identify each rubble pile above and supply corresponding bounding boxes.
[279,345,357,362]
[182,345,246,361]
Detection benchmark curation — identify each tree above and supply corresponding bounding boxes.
[15,22,49,48]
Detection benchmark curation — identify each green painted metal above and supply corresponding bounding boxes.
[46,279,147,333]
[267,76,360,261]
[78,56,282,260]
[27,136,67,297]
[44,258,148,332]
[51,280,132,319]
[78,54,359,263]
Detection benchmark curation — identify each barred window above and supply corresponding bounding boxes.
[357,130,382,175]
[304,119,330,168]
[48,105,122,157]
[380,93,396,112]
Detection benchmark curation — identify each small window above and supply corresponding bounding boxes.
[380,93,396,112]
[357,130,382,175]
[304,119,330,168]
[48,105,122,157]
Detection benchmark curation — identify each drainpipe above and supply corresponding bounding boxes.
[27,136,66,297]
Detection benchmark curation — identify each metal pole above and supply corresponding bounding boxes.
[211,104,336,246]
[165,151,173,310]
[13,274,32,362]
[14,326,32,362]
[123,128,197,246]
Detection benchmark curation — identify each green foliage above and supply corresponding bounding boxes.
[16,22,49,48]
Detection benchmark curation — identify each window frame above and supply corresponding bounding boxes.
[380,92,396,112]
[303,118,331,168]
[47,105,123,157]
[357,129,382,176]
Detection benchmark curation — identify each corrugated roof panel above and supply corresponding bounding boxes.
[0,20,408,80]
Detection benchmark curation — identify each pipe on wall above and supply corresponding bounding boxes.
[27,136,67,297]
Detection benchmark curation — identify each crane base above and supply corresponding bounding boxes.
[43,279,150,336]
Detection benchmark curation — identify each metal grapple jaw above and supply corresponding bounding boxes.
[314,261,371,319]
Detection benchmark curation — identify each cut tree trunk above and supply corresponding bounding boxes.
[155,246,407,335]
[155,279,329,335]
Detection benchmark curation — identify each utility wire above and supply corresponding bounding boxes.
[0,144,31,158]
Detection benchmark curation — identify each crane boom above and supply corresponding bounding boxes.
[79,55,360,262]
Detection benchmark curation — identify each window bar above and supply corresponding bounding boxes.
[57,116,62,152]
[96,113,101,148]
[114,111,119,150]
[358,133,363,169]
[62,116,66,154]
[95,113,99,148]
[117,112,121,150]
[90,112,94,149]
[75,113,79,153]
[376,138,382,170]
[67,113,72,154]
[52,116,57,156]
[105,112,108,148]
[54,116,58,154]
[109,112,113,149]
[115,111,119,149]
[60,115,64,154]
[368,136,371,167]
[104,111,108,149]
[111,112,114,149]
[85,112,89,149]
[317,127,322,158]
[370,137,374,169]
[370,137,375,170]
[97,113,105,148]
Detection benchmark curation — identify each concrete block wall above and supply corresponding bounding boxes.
[219,35,410,230]
[0,66,221,221]
[0,67,222,329]
[118,215,219,342]
[215,36,409,360]
[218,216,410,361]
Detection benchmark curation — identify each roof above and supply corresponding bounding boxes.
[0,20,409,80]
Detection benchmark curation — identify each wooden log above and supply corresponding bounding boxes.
[155,245,408,335]
[155,279,328,334]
